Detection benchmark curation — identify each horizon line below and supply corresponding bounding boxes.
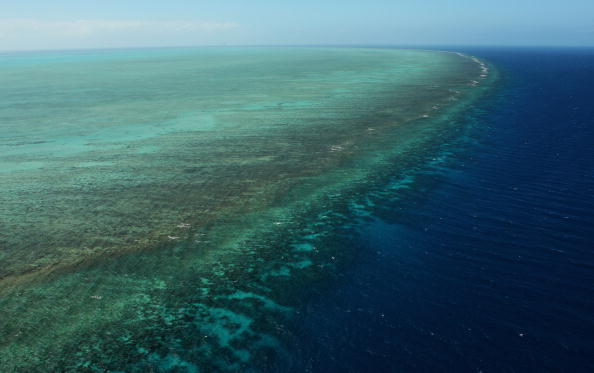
[2,43,594,54]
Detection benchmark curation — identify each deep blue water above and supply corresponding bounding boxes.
[290,48,594,372]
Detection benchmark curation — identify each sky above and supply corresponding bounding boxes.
[1,0,593,51]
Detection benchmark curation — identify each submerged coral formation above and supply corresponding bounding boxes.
[0,47,492,371]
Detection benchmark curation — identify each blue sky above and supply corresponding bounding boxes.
[1,0,593,50]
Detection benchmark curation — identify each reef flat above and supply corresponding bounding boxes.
[0,47,493,371]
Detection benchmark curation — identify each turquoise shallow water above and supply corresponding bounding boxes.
[0,47,490,371]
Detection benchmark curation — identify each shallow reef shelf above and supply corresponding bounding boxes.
[0,47,494,372]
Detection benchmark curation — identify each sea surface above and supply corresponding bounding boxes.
[288,47,594,372]
[1,46,593,372]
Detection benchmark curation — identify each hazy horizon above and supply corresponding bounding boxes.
[3,43,594,55]
[1,0,593,51]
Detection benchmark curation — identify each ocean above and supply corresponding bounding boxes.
[1,46,593,372]
[288,47,594,372]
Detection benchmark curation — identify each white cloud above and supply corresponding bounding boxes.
[0,19,239,35]
[0,19,240,50]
